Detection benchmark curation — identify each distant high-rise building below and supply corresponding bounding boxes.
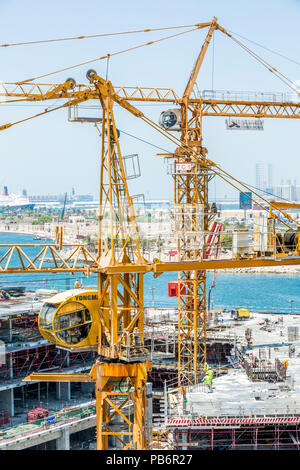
[22,189,27,197]
[272,183,300,201]
[294,186,300,201]
[268,164,273,189]
[256,163,274,193]
[255,163,265,190]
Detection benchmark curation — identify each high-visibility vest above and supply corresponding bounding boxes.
[207,370,213,380]
[203,375,211,385]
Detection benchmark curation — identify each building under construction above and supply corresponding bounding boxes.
[0,17,300,450]
[1,295,300,450]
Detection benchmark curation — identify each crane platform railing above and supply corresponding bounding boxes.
[200,89,300,103]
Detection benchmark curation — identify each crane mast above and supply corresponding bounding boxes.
[175,19,218,386]
[89,72,149,450]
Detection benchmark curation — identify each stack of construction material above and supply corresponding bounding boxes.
[26,407,48,422]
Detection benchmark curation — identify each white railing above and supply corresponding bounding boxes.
[201,89,299,103]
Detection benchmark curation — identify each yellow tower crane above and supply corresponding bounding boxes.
[0,18,300,449]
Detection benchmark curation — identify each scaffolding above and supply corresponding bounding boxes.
[0,406,10,427]
[0,401,96,442]
[0,345,96,384]
[242,356,287,383]
[173,423,300,450]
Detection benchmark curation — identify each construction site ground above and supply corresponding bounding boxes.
[170,311,300,420]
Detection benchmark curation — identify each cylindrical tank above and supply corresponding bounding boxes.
[276,230,299,252]
[283,230,298,251]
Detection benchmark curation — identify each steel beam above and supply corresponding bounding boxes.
[23,372,94,382]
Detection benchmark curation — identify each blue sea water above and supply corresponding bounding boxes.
[0,233,299,313]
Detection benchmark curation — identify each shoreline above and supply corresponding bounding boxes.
[218,266,300,274]
[0,228,73,244]
[0,230,55,240]
[0,229,299,274]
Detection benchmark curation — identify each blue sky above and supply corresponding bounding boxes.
[0,0,299,200]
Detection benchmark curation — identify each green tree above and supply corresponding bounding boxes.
[222,233,233,248]
[32,215,52,225]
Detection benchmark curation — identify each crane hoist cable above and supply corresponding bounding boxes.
[118,128,172,153]
[217,25,299,95]
[0,22,210,48]
[237,181,298,204]
[1,19,299,227]
[210,164,297,229]
[134,108,299,228]
[227,29,300,69]
[0,77,296,232]
[111,103,296,229]
[212,169,293,230]
[230,36,297,92]
[3,20,298,97]
[128,110,297,229]
[4,23,299,97]
[0,95,90,130]
[15,26,201,85]
[0,86,296,231]
[128,111,291,222]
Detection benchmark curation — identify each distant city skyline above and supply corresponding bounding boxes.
[255,162,300,201]
[0,0,299,201]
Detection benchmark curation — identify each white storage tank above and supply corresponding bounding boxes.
[232,230,249,257]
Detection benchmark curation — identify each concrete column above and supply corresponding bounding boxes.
[8,320,13,343]
[0,388,14,417]
[56,382,71,401]
[181,431,188,450]
[66,351,70,367]
[56,428,70,450]
[163,381,167,426]
[9,355,13,380]
[146,382,153,449]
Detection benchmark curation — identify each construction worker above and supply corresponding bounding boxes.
[202,373,212,393]
[1,290,11,300]
[74,278,80,289]
[207,369,213,381]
